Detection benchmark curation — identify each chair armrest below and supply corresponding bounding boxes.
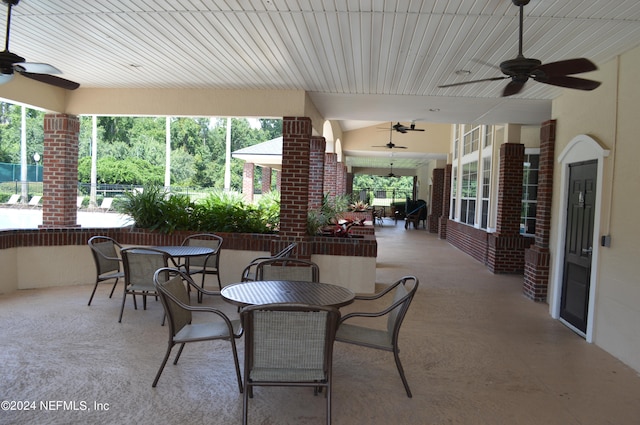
[160,287,239,332]
[352,279,402,301]
[339,293,408,324]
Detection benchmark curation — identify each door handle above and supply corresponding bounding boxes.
[582,247,593,255]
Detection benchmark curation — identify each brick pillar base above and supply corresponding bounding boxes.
[309,137,326,211]
[487,233,528,274]
[438,164,452,240]
[524,246,550,301]
[40,114,80,228]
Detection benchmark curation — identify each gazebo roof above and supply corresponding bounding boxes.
[232,137,282,170]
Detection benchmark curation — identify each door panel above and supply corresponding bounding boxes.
[560,161,597,334]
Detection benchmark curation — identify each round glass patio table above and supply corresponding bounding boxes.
[221,280,355,308]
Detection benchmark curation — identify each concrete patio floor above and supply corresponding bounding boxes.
[1,219,639,424]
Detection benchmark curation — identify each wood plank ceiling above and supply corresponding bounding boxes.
[4,0,640,171]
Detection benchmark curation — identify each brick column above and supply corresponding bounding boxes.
[346,172,354,196]
[280,117,312,241]
[261,166,272,194]
[428,168,444,233]
[40,114,80,228]
[336,162,347,196]
[275,170,282,192]
[242,162,254,203]
[439,164,452,239]
[308,137,326,211]
[487,143,526,273]
[323,152,337,199]
[524,120,556,300]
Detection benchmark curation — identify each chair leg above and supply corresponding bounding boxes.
[216,271,222,291]
[242,382,250,425]
[152,343,174,387]
[118,293,127,323]
[230,338,243,393]
[108,278,119,298]
[173,343,186,365]
[393,348,412,398]
[326,382,332,425]
[87,279,100,306]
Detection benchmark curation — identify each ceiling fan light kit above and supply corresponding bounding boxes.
[438,0,601,96]
[372,122,408,149]
[1,0,79,89]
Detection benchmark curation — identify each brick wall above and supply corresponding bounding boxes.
[446,220,490,264]
[41,114,80,228]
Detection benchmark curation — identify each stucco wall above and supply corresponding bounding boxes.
[551,45,640,371]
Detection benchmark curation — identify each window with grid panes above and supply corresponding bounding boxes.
[460,161,477,225]
[451,165,457,220]
[463,126,480,155]
[521,152,539,235]
[480,156,491,229]
[483,125,492,148]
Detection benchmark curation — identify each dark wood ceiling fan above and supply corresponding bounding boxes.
[438,0,600,96]
[0,0,79,90]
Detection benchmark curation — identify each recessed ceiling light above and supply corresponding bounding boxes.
[429,108,440,112]
[455,69,471,76]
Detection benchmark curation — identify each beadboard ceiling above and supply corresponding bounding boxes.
[4,0,640,172]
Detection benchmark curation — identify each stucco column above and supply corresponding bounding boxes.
[40,114,80,228]
[524,120,556,300]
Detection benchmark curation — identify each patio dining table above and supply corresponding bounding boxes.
[150,245,214,268]
[221,280,355,308]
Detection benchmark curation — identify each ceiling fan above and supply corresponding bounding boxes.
[0,0,79,90]
[438,0,601,97]
[384,163,397,178]
[392,122,425,133]
[372,122,408,149]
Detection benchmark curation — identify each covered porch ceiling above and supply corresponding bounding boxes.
[1,1,639,175]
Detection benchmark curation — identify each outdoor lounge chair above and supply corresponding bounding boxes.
[87,236,125,306]
[3,194,21,206]
[335,275,419,398]
[152,268,243,391]
[27,195,41,208]
[240,303,341,425]
[98,197,114,212]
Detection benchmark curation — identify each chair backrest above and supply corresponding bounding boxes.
[100,197,114,210]
[182,233,223,268]
[154,269,193,337]
[88,236,122,275]
[241,303,340,383]
[5,194,20,205]
[121,247,169,291]
[274,242,297,259]
[28,195,42,207]
[386,276,419,339]
[255,258,320,282]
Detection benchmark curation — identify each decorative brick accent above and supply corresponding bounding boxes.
[40,114,80,228]
[261,166,272,193]
[336,162,347,196]
[243,162,255,203]
[308,137,326,210]
[323,152,337,199]
[439,164,452,239]
[523,119,556,300]
[487,143,526,273]
[428,168,444,233]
